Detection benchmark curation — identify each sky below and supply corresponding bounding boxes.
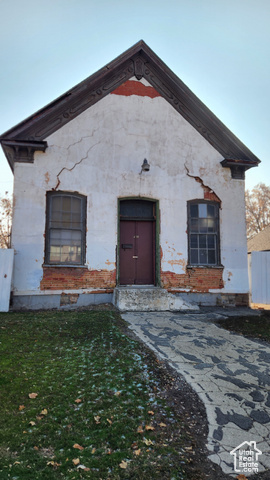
[0,0,269,197]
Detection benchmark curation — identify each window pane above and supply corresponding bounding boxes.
[49,229,82,264]
[72,197,81,213]
[199,235,207,248]
[190,218,198,232]
[199,249,207,264]
[198,204,207,218]
[207,204,215,218]
[190,204,198,218]
[120,200,154,219]
[207,235,215,249]
[199,218,208,233]
[62,196,71,211]
[52,196,62,211]
[190,234,198,248]
[208,250,216,264]
[207,219,215,232]
[62,212,72,227]
[190,249,198,264]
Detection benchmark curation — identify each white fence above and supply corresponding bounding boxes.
[0,249,14,312]
[249,251,270,306]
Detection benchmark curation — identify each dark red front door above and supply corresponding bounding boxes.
[120,220,155,285]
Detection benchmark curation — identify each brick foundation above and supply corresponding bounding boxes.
[161,267,224,292]
[40,267,116,291]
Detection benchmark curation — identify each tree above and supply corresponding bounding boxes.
[245,183,270,238]
[0,192,12,248]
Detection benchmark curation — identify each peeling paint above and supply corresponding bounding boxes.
[105,259,116,267]
[184,163,222,205]
[167,258,186,268]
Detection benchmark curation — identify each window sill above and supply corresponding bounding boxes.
[187,265,224,269]
[42,264,88,268]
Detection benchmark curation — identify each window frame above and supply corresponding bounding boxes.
[45,191,87,266]
[187,199,221,267]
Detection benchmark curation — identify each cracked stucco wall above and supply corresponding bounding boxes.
[11,76,248,296]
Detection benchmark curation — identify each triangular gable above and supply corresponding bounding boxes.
[0,40,260,177]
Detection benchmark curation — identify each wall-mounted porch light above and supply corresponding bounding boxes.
[140,158,150,174]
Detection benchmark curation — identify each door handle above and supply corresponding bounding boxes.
[133,256,138,259]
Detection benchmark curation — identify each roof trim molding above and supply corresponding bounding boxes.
[221,158,259,179]
[0,40,260,173]
[1,139,48,171]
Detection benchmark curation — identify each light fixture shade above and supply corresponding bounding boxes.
[141,158,150,171]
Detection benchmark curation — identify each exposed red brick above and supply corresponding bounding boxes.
[161,267,224,292]
[40,267,116,291]
[111,80,161,98]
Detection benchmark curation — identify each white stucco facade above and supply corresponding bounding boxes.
[10,76,249,309]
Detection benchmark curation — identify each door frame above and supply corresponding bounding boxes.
[117,197,160,286]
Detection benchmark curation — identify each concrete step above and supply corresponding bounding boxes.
[113,286,199,312]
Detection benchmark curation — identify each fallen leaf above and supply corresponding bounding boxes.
[34,446,39,451]
[148,410,154,415]
[72,458,80,466]
[47,461,61,467]
[73,443,84,451]
[77,464,90,471]
[119,460,128,469]
[114,391,121,396]
[75,399,82,404]
[144,439,153,446]
[134,449,141,456]
[91,448,96,454]
[131,442,138,449]
[107,418,112,425]
[94,415,101,424]
[19,405,25,411]
[145,425,155,431]
[36,416,43,421]
[159,422,167,427]
[29,421,36,426]
[29,393,38,399]
[137,425,144,434]
[40,409,48,415]
[14,461,21,464]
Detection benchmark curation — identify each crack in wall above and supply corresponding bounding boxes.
[184,163,222,206]
[53,141,99,190]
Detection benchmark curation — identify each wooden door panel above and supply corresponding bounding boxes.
[120,220,155,285]
[119,221,135,285]
[136,221,154,284]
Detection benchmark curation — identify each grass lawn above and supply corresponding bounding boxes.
[0,309,191,480]
[217,312,270,343]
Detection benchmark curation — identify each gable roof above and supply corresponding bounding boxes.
[247,225,270,252]
[0,40,260,176]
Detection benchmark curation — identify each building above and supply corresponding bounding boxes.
[0,41,260,310]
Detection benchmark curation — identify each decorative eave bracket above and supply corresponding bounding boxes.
[1,139,48,172]
[220,158,259,180]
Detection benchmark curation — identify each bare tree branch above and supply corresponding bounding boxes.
[245,183,270,238]
[0,192,12,248]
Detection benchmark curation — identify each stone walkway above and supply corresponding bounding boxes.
[122,310,270,477]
